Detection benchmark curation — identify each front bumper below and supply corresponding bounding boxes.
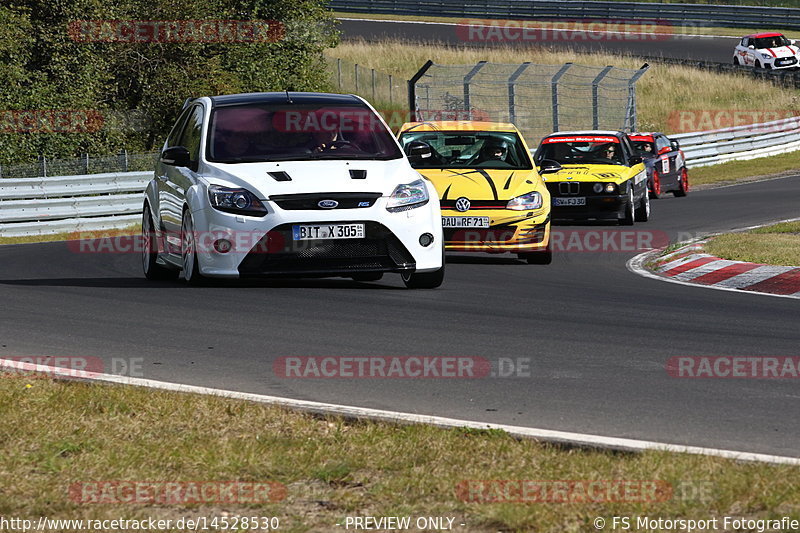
[237,221,415,277]
[768,57,799,69]
[549,195,630,220]
[546,181,633,221]
[188,195,443,278]
[441,210,550,252]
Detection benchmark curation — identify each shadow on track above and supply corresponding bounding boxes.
[0,277,407,290]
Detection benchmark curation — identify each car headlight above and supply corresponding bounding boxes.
[506,191,543,211]
[761,53,772,59]
[386,179,429,212]
[593,183,617,194]
[207,185,267,216]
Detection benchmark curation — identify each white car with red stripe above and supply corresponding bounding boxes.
[733,32,799,70]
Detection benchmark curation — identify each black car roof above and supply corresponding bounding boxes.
[208,92,363,107]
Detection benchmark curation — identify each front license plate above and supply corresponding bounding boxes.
[442,216,490,228]
[292,223,365,240]
[554,197,586,207]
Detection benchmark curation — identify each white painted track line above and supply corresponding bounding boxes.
[2,357,800,466]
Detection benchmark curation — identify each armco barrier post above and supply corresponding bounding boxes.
[508,62,531,126]
[592,66,614,130]
[463,61,487,119]
[407,60,434,122]
[625,64,650,132]
[551,63,572,132]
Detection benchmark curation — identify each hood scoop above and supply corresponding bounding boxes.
[268,171,292,182]
[349,169,367,179]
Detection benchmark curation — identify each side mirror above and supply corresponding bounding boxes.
[160,146,191,167]
[748,45,755,49]
[791,39,797,45]
[657,146,671,155]
[405,141,433,166]
[628,155,643,166]
[670,140,681,151]
[538,159,562,174]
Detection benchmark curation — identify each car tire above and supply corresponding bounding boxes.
[351,272,384,282]
[402,247,444,289]
[650,171,661,199]
[619,186,635,226]
[634,185,650,222]
[734,56,740,66]
[519,245,553,265]
[181,209,206,286]
[673,168,689,197]
[142,203,178,281]
[755,60,762,69]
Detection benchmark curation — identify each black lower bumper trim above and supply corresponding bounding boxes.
[237,221,416,276]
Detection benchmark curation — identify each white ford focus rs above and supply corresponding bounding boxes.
[142,92,444,288]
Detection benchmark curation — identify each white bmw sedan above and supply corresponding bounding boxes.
[142,92,444,288]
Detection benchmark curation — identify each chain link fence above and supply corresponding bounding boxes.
[410,61,649,145]
[0,151,158,179]
[326,56,405,107]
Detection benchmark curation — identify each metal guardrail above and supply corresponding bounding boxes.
[329,0,800,30]
[674,116,800,167]
[0,171,150,237]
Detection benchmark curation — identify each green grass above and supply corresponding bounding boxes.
[326,41,800,136]
[2,377,800,532]
[705,221,800,266]
[690,151,800,187]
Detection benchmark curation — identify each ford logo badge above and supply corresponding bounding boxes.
[318,199,338,209]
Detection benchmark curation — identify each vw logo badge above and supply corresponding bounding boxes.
[455,197,471,212]
[318,199,338,209]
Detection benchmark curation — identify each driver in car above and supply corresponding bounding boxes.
[308,128,340,152]
[601,143,621,163]
[477,139,510,164]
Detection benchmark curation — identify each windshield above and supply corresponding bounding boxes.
[536,135,625,166]
[631,140,656,156]
[398,130,533,170]
[206,103,403,163]
[753,35,791,49]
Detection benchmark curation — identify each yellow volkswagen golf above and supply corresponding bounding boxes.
[398,121,552,264]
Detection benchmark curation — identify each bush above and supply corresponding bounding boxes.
[0,0,339,164]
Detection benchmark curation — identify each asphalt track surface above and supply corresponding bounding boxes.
[338,18,739,63]
[1,175,799,457]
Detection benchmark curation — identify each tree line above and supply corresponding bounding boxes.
[0,0,338,164]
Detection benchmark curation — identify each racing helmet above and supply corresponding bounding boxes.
[480,138,510,161]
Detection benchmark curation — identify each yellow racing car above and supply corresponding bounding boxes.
[532,131,650,225]
[398,121,552,264]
